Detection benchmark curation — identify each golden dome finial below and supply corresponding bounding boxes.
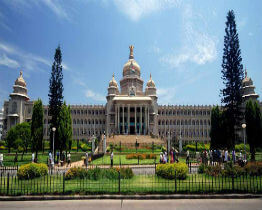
[150,73,152,79]
[129,45,134,59]
[20,70,23,76]
[112,73,115,78]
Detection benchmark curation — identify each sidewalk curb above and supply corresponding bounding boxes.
[1,194,262,201]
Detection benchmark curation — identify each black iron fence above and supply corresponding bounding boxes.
[0,167,261,196]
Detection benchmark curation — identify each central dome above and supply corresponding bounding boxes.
[123,45,141,77]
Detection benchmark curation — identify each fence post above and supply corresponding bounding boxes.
[138,155,139,165]
[232,174,234,192]
[190,162,191,173]
[118,171,121,194]
[63,172,65,194]
[7,173,10,196]
[154,157,156,175]
[175,170,177,193]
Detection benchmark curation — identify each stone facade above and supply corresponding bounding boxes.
[2,46,261,143]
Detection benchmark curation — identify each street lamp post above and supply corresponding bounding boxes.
[242,123,246,161]
[52,127,56,165]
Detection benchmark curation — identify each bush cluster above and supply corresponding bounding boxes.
[156,163,188,180]
[235,143,250,152]
[183,143,210,152]
[244,162,262,176]
[80,143,91,152]
[65,167,134,180]
[126,153,156,160]
[17,163,48,180]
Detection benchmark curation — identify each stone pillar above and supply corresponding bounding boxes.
[115,105,117,133]
[122,105,125,134]
[118,105,120,134]
[144,106,147,135]
[134,105,137,134]
[140,106,142,134]
[147,106,150,134]
[128,104,130,134]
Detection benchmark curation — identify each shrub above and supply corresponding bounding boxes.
[65,167,133,180]
[17,163,48,180]
[235,143,250,152]
[80,143,91,152]
[198,163,206,174]
[244,162,262,176]
[205,165,222,177]
[0,145,5,150]
[0,140,5,147]
[223,162,245,177]
[156,163,188,180]
[126,153,156,160]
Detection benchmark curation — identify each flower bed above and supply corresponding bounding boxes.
[126,153,156,160]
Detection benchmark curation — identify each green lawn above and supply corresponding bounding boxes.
[0,173,261,195]
[1,152,85,166]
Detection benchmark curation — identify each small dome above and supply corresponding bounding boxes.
[109,73,118,87]
[146,74,155,88]
[15,71,26,87]
[123,45,141,77]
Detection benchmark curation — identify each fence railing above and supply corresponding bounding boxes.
[0,167,261,196]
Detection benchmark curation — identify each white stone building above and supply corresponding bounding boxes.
[2,46,260,143]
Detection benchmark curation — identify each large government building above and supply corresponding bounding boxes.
[2,46,260,143]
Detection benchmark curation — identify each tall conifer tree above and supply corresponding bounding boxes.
[48,46,64,152]
[221,10,244,149]
[31,99,43,161]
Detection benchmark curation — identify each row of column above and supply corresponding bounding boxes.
[114,104,150,135]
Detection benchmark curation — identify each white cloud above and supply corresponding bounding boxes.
[113,0,181,21]
[0,54,19,69]
[160,4,217,69]
[0,41,51,72]
[41,0,70,20]
[157,87,177,104]
[85,89,106,102]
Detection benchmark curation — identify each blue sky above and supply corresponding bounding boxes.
[0,0,261,108]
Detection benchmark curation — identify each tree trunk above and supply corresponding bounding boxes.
[35,151,38,163]
[8,147,11,153]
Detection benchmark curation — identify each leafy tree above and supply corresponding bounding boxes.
[5,127,16,153]
[15,122,31,156]
[245,100,262,161]
[57,102,72,153]
[48,45,64,153]
[221,10,244,149]
[31,99,43,162]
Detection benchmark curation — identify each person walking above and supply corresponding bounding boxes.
[224,150,228,162]
[14,152,18,165]
[32,152,35,163]
[110,151,114,167]
[67,152,71,167]
[159,152,163,163]
[186,150,190,165]
[0,153,3,167]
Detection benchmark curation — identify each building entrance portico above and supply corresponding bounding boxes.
[115,103,150,135]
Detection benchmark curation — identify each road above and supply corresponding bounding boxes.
[0,199,262,210]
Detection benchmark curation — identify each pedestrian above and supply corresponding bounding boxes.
[224,150,228,162]
[32,152,35,163]
[232,150,236,163]
[170,148,174,163]
[164,151,168,163]
[14,152,18,165]
[0,153,3,167]
[85,151,89,168]
[186,150,190,165]
[48,151,52,167]
[67,152,71,167]
[160,152,163,163]
[239,150,242,161]
[110,151,114,167]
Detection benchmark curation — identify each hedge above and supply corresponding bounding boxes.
[156,163,188,180]
[126,153,156,160]
[17,163,48,180]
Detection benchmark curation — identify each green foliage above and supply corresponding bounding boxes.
[80,143,91,152]
[198,163,206,174]
[205,165,222,177]
[223,162,245,177]
[244,162,262,176]
[5,127,16,153]
[31,99,43,159]
[17,163,48,180]
[245,100,262,160]
[235,143,250,152]
[221,10,244,149]
[156,163,188,180]
[57,102,72,152]
[65,167,133,180]
[48,45,64,152]
[183,143,210,152]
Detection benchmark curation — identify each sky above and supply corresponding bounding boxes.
[0,0,261,108]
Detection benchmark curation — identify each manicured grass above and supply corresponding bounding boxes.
[0,173,261,195]
[1,152,85,166]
